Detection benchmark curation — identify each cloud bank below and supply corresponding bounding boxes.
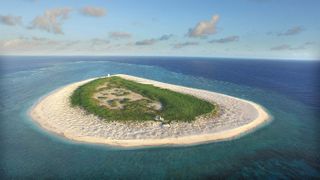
[0,37,60,54]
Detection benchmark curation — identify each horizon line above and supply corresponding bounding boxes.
[1,54,319,61]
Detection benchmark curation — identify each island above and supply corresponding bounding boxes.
[30,74,270,147]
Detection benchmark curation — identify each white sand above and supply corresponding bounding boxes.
[29,74,270,147]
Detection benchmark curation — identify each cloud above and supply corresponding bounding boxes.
[0,37,104,54]
[173,42,198,49]
[1,38,25,48]
[0,37,60,53]
[304,41,316,45]
[80,6,106,17]
[277,26,305,36]
[135,34,174,46]
[0,15,22,26]
[29,7,72,34]
[31,36,48,41]
[270,44,306,51]
[209,36,239,43]
[270,44,292,51]
[91,38,110,46]
[188,15,219,37]
[135,39,157,46]
[0,37,141,55]
[109,31,132,39]
[159,34,174,41]
[270,41,318,51]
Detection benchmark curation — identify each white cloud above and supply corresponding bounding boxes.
[0,37,60,54]
[91,38,110,46]
[109,31,132,39]
[277,26,305,36]
[80,6,106,17]
[135,39,156,46]
[134,34,174,46]
[270,44,291,51]
[31,36,48,41]
[270,44,305,51]
[304,41,316,46]
[159,34,174,41]
[173,42,198,48]
[2,38,25,48]
[188,15,220,37]
[0,15,22,26]
[209,36,239,43]
[0,37,112,55]
[29,7,72,34]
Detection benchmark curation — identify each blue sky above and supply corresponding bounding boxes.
[0,0,319,60]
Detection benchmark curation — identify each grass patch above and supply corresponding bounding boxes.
[71,76,216,122]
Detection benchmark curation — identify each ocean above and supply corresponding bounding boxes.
[0,56,319,179]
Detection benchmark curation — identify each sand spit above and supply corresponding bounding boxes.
[29,74,270,147]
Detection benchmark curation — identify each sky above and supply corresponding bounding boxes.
[0,0,319,60]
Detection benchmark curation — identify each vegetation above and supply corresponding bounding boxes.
[71,76,216,122]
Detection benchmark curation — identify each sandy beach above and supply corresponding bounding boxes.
[29,74,270,147]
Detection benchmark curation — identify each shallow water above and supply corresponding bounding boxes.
[0,56,319,178]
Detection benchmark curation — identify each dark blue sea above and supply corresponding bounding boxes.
[0,56,319,179]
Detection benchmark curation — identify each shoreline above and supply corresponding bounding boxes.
[29,74,270,147]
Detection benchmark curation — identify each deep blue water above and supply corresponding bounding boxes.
[108,57,320,109]
[0,56,319,179]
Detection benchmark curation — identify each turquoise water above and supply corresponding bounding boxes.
[0,57,319,178]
